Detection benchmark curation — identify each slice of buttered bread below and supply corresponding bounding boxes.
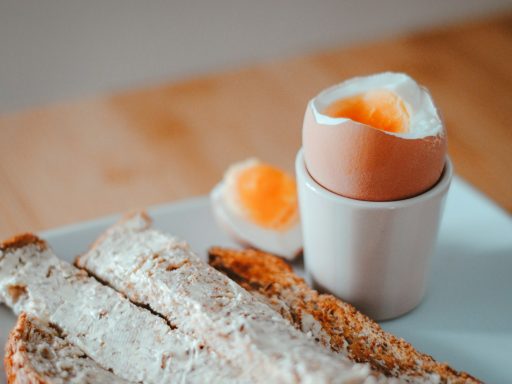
[0,234,243,384]
[208,247,481,384]
[76,212,393,384]
[5,313,131,384]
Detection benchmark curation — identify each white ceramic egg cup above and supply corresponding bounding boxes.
[296,149,453,320]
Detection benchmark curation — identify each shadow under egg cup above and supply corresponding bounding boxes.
[296,149,453,321]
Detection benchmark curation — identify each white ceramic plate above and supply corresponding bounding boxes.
[1,177,511,383]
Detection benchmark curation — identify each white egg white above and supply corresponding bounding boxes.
[210,182,302,260]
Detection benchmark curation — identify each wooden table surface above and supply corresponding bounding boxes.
[1,14,511,238]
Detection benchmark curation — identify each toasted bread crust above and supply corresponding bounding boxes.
[4,313,132,384]
[5,313,50,384]
[208,247,481,384]
[0,234,47,252]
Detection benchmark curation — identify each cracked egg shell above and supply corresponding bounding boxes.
[303,72,447,202]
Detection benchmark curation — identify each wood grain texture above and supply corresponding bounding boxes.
[0,14,511,238]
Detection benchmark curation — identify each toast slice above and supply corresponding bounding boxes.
[4,313,130,384]
[76,212,390,384]
[0,234,243,384]
[208,247,481,384]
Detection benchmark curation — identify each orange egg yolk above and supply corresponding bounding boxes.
[323,89,409,133]
[236,164,298,230]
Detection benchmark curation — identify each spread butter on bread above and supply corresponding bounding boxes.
[76,212,392,384]
[0,234,243,384]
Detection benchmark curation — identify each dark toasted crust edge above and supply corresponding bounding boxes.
[0,234,47,252]
[208,246,481,384]
[4,313,46,384]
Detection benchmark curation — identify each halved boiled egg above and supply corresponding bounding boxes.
[303,72,447,201]
[211,158,302,260]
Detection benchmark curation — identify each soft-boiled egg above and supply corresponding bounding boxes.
[211,158,302,260]
[303,72,447,201]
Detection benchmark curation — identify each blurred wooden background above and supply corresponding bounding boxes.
[0,13,511,238]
